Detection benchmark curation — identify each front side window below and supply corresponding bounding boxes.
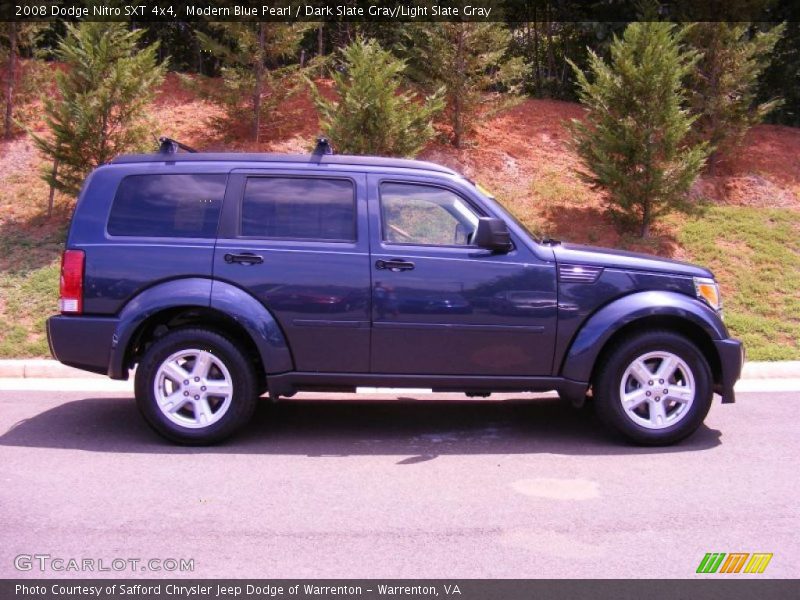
[380,183,479,246]
[241,177,355,241]
[108,174,226,238]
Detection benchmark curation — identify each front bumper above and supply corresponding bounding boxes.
[714,338,745,404]
[47,315,118,376]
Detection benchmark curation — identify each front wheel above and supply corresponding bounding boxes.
[135,328,258,445]
[593,330,713,446]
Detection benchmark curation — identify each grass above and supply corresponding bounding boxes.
[0,225,65,358]
[679,205,800,360]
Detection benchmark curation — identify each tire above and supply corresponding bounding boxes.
[135,328,258,445]
[593,330,713,446]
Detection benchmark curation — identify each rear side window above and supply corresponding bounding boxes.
[241,177,355,241]
[107,174,226,238]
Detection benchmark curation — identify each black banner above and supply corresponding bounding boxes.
[3,580,800,600]
[1,0,797,23]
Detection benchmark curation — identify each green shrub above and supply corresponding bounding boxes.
[568,21,709,237]
[311,38,443,157]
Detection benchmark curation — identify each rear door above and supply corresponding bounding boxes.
[367,174,557,376]
[214,169,371,373]
[83,168,227,315]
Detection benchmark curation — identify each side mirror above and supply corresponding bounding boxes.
[472,217,512,252]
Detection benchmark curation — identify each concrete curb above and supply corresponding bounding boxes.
[1,358,799,380]
[741,361,800,379]
[0,359,108,379]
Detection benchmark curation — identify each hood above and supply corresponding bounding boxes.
[552,243,713,278]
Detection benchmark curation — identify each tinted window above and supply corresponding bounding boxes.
[380,183,479,246]
[241,177,355,241]
[108,174,226,238]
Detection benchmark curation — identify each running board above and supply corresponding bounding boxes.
[267,372,587,400]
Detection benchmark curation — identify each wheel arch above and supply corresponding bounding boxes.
[586,315,722,389]
[109,278,293,379]
[560,291,727,387]
[123,306,269,381]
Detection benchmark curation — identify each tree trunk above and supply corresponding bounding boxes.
[253,22,265,143]
[193,28,202,73]
[705,28,722,176]
[317,23,324,56]
[532,15,541,92]
[641,201,651,238]
[453,26,465,149]
[47,159,58,218]
[4,23,18,140]
[453,94,462,149]
[546,6,555,82]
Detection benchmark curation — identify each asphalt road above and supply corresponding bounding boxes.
[0,388,797,579]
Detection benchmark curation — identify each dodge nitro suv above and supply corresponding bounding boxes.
[47,142,744,445]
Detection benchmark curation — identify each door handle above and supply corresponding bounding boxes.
[224,252,264,265]
[375,259,415,272]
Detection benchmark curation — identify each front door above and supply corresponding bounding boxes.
[214,170,371,373]
[367,175,557,376]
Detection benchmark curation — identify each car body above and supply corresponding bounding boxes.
[47,148,744,445]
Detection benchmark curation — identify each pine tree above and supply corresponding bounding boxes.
[310,38,444,157]
[568,21,709,238]
[402,23,523,148]
[186,23,310,143]
[684,22,785,169]
[758,3,800,126]
[31,23,165,197]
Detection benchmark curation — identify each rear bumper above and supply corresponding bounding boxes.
[47,315,118,376]
[714,338,745,404]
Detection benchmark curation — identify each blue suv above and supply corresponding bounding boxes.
[47,145,744,445]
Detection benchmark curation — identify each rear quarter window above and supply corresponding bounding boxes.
[107,174,227,238]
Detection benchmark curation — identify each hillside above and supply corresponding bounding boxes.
[0,73,798,359]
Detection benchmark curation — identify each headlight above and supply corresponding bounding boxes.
[694,277,721,311]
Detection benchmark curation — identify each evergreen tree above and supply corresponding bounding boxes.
[31,23,165,197]
[310,38,444,157]
[568,21,709,238]
[186,22,309,143]
[402,22,523,148]
[684,22,785,169]
[503,3,625,102]
[758,3,800,126]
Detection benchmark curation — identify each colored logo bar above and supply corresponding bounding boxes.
[697,553,773,574]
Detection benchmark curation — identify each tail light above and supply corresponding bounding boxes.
[59,249,85,314]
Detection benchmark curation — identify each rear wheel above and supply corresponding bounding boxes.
[594,330,713,445]
[135,328,258,445]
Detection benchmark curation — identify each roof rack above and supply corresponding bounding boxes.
[312,136,334,157]
[158,136,197,154]
[111,152,459,176]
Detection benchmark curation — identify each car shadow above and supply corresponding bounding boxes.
[0,396,721,458]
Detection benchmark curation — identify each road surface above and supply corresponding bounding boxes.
[0,388,797,578]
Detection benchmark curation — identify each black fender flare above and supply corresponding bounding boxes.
[108,278,293,378]
[560,290,728,383]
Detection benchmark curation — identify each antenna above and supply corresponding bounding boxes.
[312,136,334,157]
[158,137,197,154]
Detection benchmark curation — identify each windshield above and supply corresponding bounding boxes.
[471,181,541,243]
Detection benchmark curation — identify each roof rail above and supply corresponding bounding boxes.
[158,136,197,154]
[312,136,334,157]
